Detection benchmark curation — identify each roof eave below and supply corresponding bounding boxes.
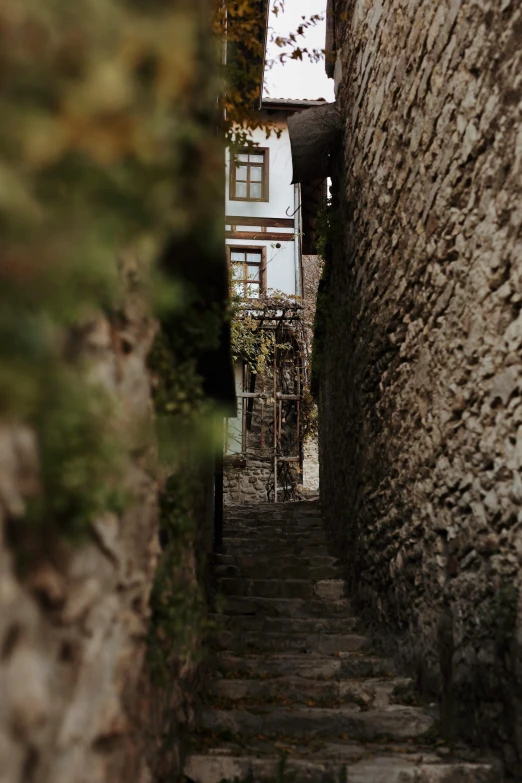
[261,98,328,111]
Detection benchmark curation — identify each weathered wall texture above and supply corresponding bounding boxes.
[319,0,522,773]
[302,255,323,494]
[0,1,228,779]
[224,457,272,504]
[0,304,159,783]
[302,438,320,492]
[0,288,219,783]
[303,255,324,347]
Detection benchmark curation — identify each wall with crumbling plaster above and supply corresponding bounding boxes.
[318,0,522,774]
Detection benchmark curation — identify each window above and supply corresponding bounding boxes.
[229,247,265,298]
[230,148,269,201]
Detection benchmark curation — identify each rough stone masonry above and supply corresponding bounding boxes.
[0,303,159,783]
[317,0,522,776]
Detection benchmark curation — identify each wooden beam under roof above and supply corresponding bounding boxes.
[226,215,294,228]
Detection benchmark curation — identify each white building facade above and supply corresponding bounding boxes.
[224,99,324,502]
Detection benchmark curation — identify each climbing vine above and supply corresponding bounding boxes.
[212,0,324,146]
[229,287,295,374]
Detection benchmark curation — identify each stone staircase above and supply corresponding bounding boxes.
[185,502,501,782]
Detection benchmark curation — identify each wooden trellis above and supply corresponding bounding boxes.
[226,299,307,502]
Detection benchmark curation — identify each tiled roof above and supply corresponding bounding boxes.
[261,97,328,108]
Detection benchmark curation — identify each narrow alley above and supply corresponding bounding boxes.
[186,503,500,782]
[2,0,522,781]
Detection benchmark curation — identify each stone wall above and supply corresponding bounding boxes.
[302,255,323,495]
[0,306,159,783]
[0,1,229,779]
[224,457,272,505]
[302,255,324,349]
[302,438,320,492]
[0,300,220,783]
[319,0,522,774]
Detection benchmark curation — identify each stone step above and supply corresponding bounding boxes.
[214,630,368,655]
[224,516,323,525]
[226,506,321,512]
[215,563,341,580]
[207,676,414,708]
[223,529,325,539]
[224,516,324,526]
[219,578,345,601]
[218,578,314,599]
[223,539,331,557]
[217,554,340,569]
[223,536,329,550]
[197,704,436,741]
[222,596,353,618]
[185,754,499,783]
[211,614,360,635]
[223,525,325,537]
[223,531,328,544]
[230,513,322,522]
[314,580,345,601]
[337,651,398,678]
[222,543,331,558]
[226,547,333,560]
[194,503,497,783]
[225,502,321,513]
[215,652,397,680]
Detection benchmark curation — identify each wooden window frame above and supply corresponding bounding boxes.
[227,245,267,298]
[229,147,270,202]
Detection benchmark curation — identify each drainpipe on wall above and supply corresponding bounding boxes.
[293,183,302,297]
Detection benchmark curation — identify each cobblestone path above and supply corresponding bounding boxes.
[186,502,500,782]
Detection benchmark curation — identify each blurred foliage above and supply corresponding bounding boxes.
[0,0,225,544]
[0,1,227,774]
[30,367,128,537]
[0,0,323,774]
[147,471,209,686]
[147,328,222,779]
